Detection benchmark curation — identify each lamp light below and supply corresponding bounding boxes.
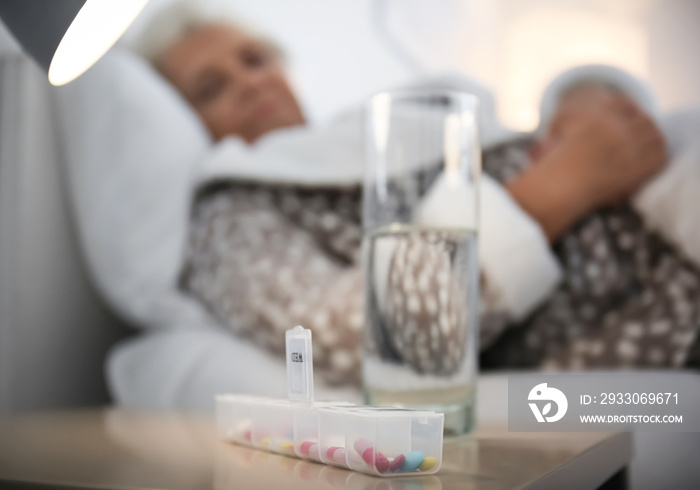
[0,0,149,86]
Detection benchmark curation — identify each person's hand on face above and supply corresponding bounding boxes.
[508,83,667,242]
[535,84,667,211]
[159,24,305,143]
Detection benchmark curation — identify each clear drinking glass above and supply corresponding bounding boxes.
[362,89,480,436]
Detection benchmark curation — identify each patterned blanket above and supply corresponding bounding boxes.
[180,137,700,386]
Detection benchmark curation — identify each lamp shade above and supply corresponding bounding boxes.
[0,0,149,86]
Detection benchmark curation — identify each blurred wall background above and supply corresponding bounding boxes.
[382,0,700,130]
[0,23,131,416]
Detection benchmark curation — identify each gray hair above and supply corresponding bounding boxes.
[132,0,285,68]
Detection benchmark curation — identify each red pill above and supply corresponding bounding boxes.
[375,451,390,473]
[361,447,374,465]
[389,454,406,472]
[362,447,390,473]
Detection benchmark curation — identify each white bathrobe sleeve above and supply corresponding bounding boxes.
[414,170,562,346]
[480,175,562,321]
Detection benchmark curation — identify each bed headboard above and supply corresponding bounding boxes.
[0,22,132,414]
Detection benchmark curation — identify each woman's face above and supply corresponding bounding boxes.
[159,24,305,143]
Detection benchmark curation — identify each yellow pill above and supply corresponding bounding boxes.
[260,437,271,447]
[280,442,295,452]
[418,456,437,471]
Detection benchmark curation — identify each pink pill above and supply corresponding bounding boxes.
[300,441,315,456]
[332,448,346,465]
[354,437,372,455]
[389,454,406,472]
[326,446,346,465]
[375,452,390,473]
[243,430,252,442]
[308,443,319,460]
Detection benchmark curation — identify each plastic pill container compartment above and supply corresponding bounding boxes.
[217,395,353,458]
[217,395,444,477]
[216,394,266,447]
[318,406,444,476]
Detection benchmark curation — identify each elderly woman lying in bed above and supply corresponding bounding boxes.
[131,2,699,390]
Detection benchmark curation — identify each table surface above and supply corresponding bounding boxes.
[0,377,632,490]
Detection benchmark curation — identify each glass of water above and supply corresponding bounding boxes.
[362,89,480,436]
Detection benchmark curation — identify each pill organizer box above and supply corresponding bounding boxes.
[217,396,444,476]
[216,326,445,477]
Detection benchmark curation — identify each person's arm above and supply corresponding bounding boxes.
[506,148,592,243]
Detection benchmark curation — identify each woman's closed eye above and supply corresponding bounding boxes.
[240,46,272,69]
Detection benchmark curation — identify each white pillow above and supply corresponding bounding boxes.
[633,121,700,269]
[54,47,213,328]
